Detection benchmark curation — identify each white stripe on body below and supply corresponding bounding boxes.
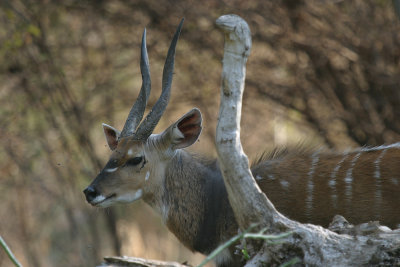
[306,151,320,216]
[344,152,362,202]
[374,148,387,218]
[329,152,349,209]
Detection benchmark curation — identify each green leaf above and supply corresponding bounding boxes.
[241,248,250,260]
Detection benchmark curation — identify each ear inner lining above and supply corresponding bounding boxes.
[178,112,201,128]
[103,125,119,150]
[105,128,117,139]
[178,113,201,135]
[178,124,201,136]
[173,110,202,149]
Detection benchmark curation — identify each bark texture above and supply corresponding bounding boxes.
[215,14,400,266]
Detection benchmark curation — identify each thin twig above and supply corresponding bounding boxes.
[0,236,23,267]
[197,225,257,267]
[197,225,292,267]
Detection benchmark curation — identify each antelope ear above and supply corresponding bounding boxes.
[168,108,202,149]
[102,123,120,151]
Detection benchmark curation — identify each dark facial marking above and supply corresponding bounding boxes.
[125,156,143,166]
[140,156,147,170]
[104,159,119,169]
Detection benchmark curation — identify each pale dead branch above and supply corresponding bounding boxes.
[215,14,400,266]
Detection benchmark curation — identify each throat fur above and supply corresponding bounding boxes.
[162,151,238,259]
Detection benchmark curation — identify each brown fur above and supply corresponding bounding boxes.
[252,145,400,228]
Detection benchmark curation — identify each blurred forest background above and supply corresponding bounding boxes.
[1,0,399,266]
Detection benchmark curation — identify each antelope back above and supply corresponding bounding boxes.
[252,144,400,228]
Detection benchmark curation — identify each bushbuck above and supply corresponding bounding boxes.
[84,20,400,267]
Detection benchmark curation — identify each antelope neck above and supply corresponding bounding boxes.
[144,149,236,254]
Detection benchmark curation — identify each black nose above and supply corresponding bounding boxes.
[83,186,99,203]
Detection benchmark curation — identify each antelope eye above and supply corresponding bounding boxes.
[126,156,143,166]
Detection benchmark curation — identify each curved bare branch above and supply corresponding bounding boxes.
[215,14,278,230]
[215,14,400,266]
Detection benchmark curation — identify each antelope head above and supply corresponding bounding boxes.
[83,19,202,208]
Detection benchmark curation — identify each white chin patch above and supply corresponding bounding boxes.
[94,190,143,208]
[92,195,106,204]
[92,194,114,208]
[115,189,143,203]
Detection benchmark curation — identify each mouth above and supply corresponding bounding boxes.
[91,193,116,207]
[88,189,143,207]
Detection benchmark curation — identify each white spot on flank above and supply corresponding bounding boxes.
[127,149,134,156]
[105,167,118,173]
[344,152,362,199]
[280,180,290,189]
[267,174,275,180]
[145,171,150,181]
[306,151,320,215]
[391,178,399,186]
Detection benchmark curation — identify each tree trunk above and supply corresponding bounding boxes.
[215,14,400,266]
